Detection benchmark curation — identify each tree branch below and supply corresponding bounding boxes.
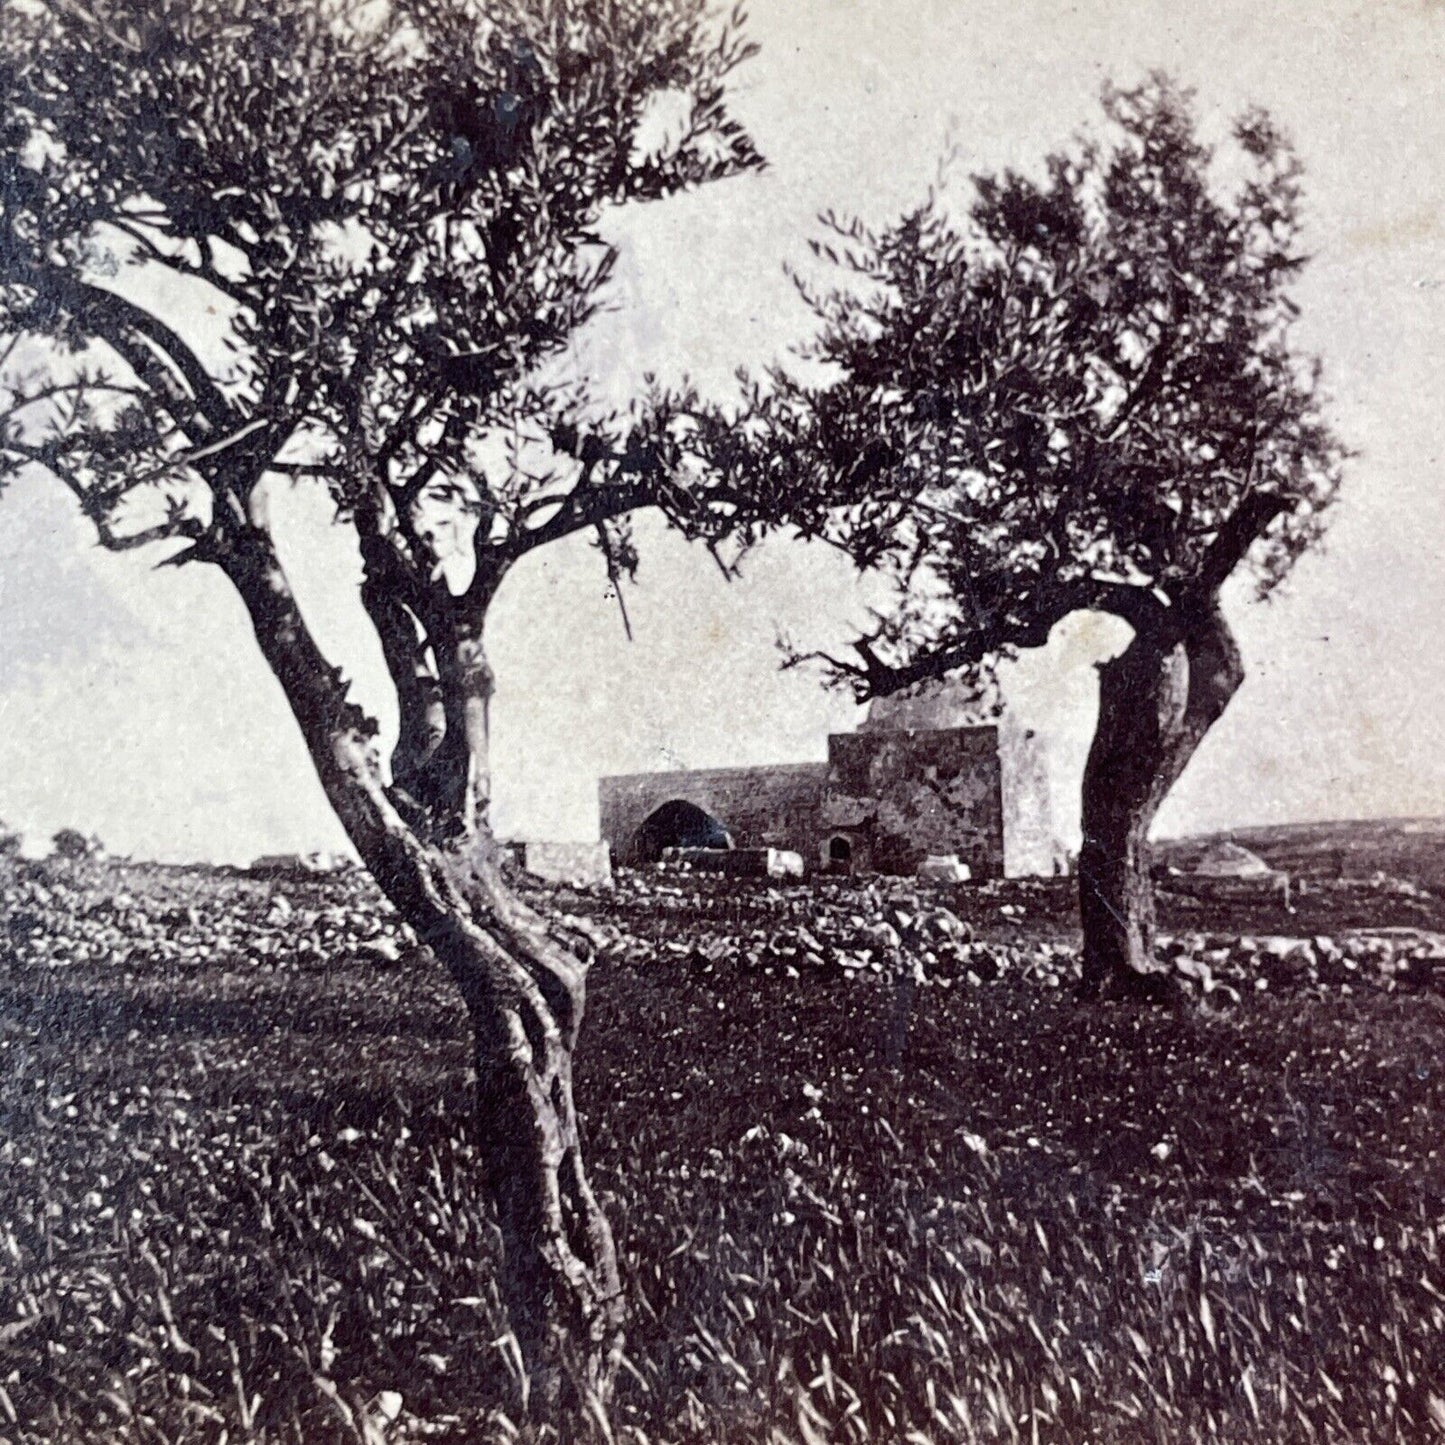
[491,474,660,574]
[58,276,240,438]
[3,437,208,555]
[1188,489,1288,600]
[814,575,1171,699]
[123,417,270,489]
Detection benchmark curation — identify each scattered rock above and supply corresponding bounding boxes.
[354,937,401,967]
[9,856,1444,1008]
[1173,954,1214,990]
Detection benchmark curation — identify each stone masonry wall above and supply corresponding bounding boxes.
[600,723,1062,878]
[599,763,829,866]
[822,726,1005,877]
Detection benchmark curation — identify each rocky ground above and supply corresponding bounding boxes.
[3,854,1445,1443]
[566,862,1445,1002]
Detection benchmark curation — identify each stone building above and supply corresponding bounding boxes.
[598,681,1063,878]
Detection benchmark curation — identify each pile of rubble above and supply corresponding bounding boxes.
[1,864,411,975]
[9,857,1445,1006]
[1157,928,1445,1000]
[629,903,1080,990]
[563,867,1081,989]
[570,868,1445,1002]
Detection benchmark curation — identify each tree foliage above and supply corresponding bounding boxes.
[711,77,1345,697]
[0,0,760,831]
[690,76,1351,995]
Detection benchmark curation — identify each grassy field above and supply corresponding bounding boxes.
[3,856,1445,1443]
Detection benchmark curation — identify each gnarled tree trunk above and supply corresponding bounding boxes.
[1078,600,1244,999]
[216,519,624,1414]
[403,845,625,1414]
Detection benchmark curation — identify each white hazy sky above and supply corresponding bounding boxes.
[2,0,1444,863]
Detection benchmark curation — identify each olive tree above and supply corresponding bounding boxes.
[704,78,1345,997]
[0,0,759,1404]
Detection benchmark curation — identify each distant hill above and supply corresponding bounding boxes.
[1159,818,1445,893]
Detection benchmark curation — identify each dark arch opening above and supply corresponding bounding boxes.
[635,799,733,863]
[827,835,853,873]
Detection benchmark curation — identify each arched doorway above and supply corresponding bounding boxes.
[826,835,853,874]
[635,799,733,863]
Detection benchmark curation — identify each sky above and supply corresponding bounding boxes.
[1,0,1444,863]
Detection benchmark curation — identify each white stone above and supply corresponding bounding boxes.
[917,854,971,883]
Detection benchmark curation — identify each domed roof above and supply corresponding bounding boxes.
[1192,840,1273,878]
[860,676,995,733]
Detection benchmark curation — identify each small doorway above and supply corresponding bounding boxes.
[826,835,854,874]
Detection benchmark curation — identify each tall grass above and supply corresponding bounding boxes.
[4,860,1445,1442]
[3,1076,1443,1443]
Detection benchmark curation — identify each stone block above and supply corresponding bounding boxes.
[664,847,805,880]
[249,851,351,877]
[917,854,971,883]
[522,841,613,889]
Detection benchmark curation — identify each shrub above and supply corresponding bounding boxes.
[51,828,103,861]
